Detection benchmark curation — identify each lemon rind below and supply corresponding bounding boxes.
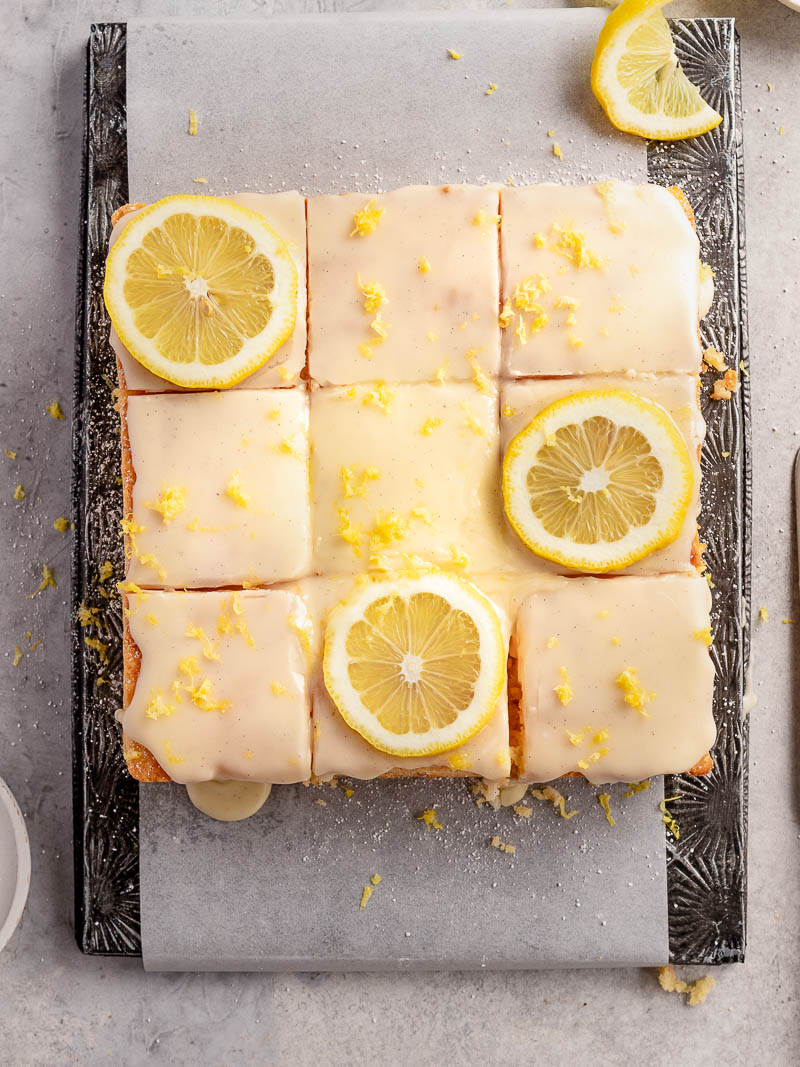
[104,195,298,390]
[322,572,506,759]
[590,0,723,143]
[501,389,694,573]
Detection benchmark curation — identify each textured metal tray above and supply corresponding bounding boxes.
[72,19,749,962]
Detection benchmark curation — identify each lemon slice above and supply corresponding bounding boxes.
[323,572,506,758]
[502,389,693,572]
[591,0,722,141]
[104,195,297,388]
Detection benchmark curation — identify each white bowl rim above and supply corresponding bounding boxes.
[777,0,800,12]
[0,776,31,953]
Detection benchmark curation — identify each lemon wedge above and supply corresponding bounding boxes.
[104,195,297,388]
[502,389,693,572]
[591,0,722,141]
[323,572,505,758]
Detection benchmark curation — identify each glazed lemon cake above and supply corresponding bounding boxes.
[103,180,717,811]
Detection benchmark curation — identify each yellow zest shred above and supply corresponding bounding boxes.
[416,808,443,831]
[531,785,578,820]
[12,646,22,667]
[577,748,608,771]
[465,349,492,395]
[337,507,363,555]
[418,256,431,273]
[447,49,462,60]
[551,224,602,270]
[693,627,713,646]
[225,472,250,509]
[447,545,470,569]
[28,564,56,598]
[340,465,380,499]
[190,678,231,713]
[420,416,442,436]
[12,484,25,501]
[77,602,100,628]
[5,449,17,459]
[185,625,219,661]
[271,681,287,696]
[554,666,573,706]
[361,382,395,412]
[357,275,387,314]
[117,580,148,602]
[460,402,485,436]
[615,667,655,717]
[162,740,184,765]
[145,689,176,720]
[144,485,187,524]
[624,779,652,797]
[485,83,498,96]
[759,606,768,622]
[498,301,514,329]
[369,312,390,344]
[552,142,563,159]
[359,885,374,910]
[471,210,501,232]
[598,793,615,827]
[350,199,384,237]
[188,109,197,135]
[53,517,70,533]
[659,795,681,839]
[46,401,65,420]
[370,873,382,886]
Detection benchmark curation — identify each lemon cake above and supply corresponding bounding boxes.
[306,185,501,386]
[309,381,513,574]
[121,389,311,588]
[514,573,716,784]
[101,183,717,802]
[110,192,307,392]
[299,577,512,780]
[500,374,705,575]
[120,588,313,785]
[499,181,703,378]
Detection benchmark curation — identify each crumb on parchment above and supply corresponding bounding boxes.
[657,964,716,1006]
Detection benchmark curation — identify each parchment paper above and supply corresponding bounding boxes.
[126,10,667,971]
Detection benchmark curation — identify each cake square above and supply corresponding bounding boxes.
[500,182,702,378]
[123,389,311,587]
[309,382,511,575]
[514,574,716,784]
[121,589,312,784]
[296,578,512,780]
[307,184,501,385]
[500,374,704,575]
[112,192,307,392]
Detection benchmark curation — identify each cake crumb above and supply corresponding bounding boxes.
[657,964,716,1006]
[490,835,516,854]
[513,803,532,819]
[313,797,328,807]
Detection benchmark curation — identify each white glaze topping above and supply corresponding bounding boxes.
[109,192,307,391]
[515,574,716,783]
[125,389,311,588]
[500,181,702,376]
[307,185,500,385]
[121,589,312,785]
[309,382,513,575]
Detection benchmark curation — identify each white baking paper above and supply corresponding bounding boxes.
[125,9,667,972]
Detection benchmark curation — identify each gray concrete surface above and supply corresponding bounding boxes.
[0,1,797,1064]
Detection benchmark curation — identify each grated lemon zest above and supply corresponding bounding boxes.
[357,275,387,314]
[350,199,384,237]
[531,785,578,819]
[416,808,443,831]
[659,795,681,839]
[616,667,655,717]
[46,401,65,420]
[144,485,187,523]
[624,779,652,797]
[598,793,615,826]
[53,517,70,533]
[554,666,573,706]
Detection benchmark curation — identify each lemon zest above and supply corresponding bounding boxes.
[53,517,70,533]
[615,667,655,717]
[12,484,24,501]
[28,564,56,598]
[531,785,578,819]
[416,808,443,831]
[659,795,681,839]
[598,792,615,826]
[350,199,384,237]
[624,779,652,797]
[46,401,65,420]
[554,666,573,706]
[144,485,187,524]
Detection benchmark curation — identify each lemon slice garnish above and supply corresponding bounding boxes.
[591,0,722,142]
[502,389,693,572]
[104,195,297,389]
[323,572,506,758]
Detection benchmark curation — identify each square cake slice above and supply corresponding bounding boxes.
[310,382,511,575]
[122,389,311,587]
[111,192,307,392]
[514,574,716,784]
[307,185,501,385]
[120,589,312,784]
[500,374,704,575]
[500,182,702,377]
[296,578,511,780]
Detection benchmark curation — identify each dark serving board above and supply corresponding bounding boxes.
[72,19,749,963]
